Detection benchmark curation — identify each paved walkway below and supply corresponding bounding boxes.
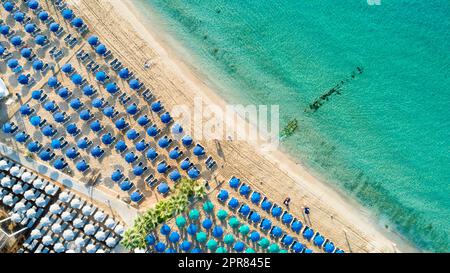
[0,142,138,226]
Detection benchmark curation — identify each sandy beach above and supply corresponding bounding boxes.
[93,0,416,252]
[0,0,419,253]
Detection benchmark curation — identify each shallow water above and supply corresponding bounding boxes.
[137,0,450,252]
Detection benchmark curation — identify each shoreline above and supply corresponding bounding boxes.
[106,0,418,252]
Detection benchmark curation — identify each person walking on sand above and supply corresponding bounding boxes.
[283,197,291,208]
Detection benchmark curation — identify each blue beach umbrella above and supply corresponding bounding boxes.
[101,133,114,145]
[271,206,282,217]
[44,101,56,112]
[160,112,172,124]
[165,248,176,253]
[115,141,127,153]
[119,68,130,79]
[21,48,32,58]
[137,116,149,127]
[125,152,137,164]
[27,141,40,153]
[324,242,335,253]
[180,241,191,252]
[261,199,272,211]
[119,180,132,191]
[304,248,313,254]
[233,242,245,253]
[169,149,181,159]
[33,60,44,71]
[133,165,145,176]
[154,242,165,253]
[39,150,52,161]
[169,169,181,182]
[87,35,98,46]
[62,63,73,73]
[239,204,250,216]
[146,148,157,161]
[51,139,62,149]
[103,107,114,118]
[35,35,46,46]
[169,232,180,243]
[130,192,143,203]
[2,123,13,134]
[157,162,168,174]
[249,231,260,242]
[212,226,223,238]
[0,45,4,55]
[3,2,14,12]
[79,109,91,121]
[126,129,139,140]
[193,145,205,156]
[260,219,272,231]
[229,177,240,188]
[66,147,78,159]
[250,212,261,223]
[217,190,229,202]
[49,23,60,33]
[62,9,74,20]
[271,226,283,238]
[303,228,314,241]
[157,183,169,194]
[57,87,70,99]
[135,140,147,152]
[313,234,325,247]
[10,36,22,46]
[282,235,294,246]
[0,25,10,35]
[180,159,191,170]
[42,125,55,137]
[187,224,198,236]
[239,184,251,197]
[28,0,39,10]
[66,123,79,136]
[151,101,162,112]
[14,11,25,22]
[282,213,293,224]
[71,18,84,28]
[111,170,123,182]
[7,58,19,69]
[115,118,127,130]
[92,98,104,108]
[48,77,58,88]
[160,224,171,236]
[251,192,261,204]
[129,79,140,90]
[181,135,193,147]
[83,85,94,96]
[202,218,213,230]
[292,242,304,253]
[96,44,106,55]
[228,198,239,209]
[95,71,107,82]
[71,73,83,85]
[20,104,32,115]
[25,24,36,33]
[29,115,41,126]
[147,126,159,137]
[53,158,66,170]
[105,82,118,94]
[291,220,303,233]
[187,167,200,179]
[70,98,82,110]
[38,11,49,21]
[126,104,138,115]
[15,132,28,143]
[158,137,170,148]
[77,138,89,149]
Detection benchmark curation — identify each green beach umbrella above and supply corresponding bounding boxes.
[223,234,235,245]
[176,216,187,229]
[268,244,280,253]
[217,209,228,220]
[196,231,207,243]
[228,217,240,228]
[279,249,288,253]
[215,246,227,253]
[258,238,270,249]
[202,201,214,213]
[245,248,255,253]
[206,239,218,251]
[238,225,250,236]
[189,209,200,221]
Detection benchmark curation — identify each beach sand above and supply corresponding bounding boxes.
[0,0,418,252]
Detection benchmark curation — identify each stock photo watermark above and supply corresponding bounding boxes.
[367,0,381,5]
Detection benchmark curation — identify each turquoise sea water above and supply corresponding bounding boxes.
[136,0,450,252]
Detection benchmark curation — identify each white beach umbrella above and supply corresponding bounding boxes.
[51,223,62,234]
[49,204,62,214]
[75,237,86,248]
[24,189,36,200]
[21,172,33,183]
[96,248,105,253]
[13,201,26,213]
[81,205,93,216]
[93,211,105,222]
[66,249,76,253]
[63,229,75,241]
[105,237,116,248]
[0,160,9,170]
[86,244,97,253]
[2,195,14,206]
[54,243,65,253]
[104,218,116,229]
[39,216,52,227]
[114,225,124,236]
[42,235,54,246]
[30,229,42,239]
[70,198,82,209]
[59,192,70,203]
[12,184,24,195]
[95,231,106,241]
[1,176,12,188]
[11,213,23,223]
[33,179,44,190]
[26,208,37,219]
[84,224,96,236]
[9,166,20,177]
[35,197,47,207]
[61,211,74,222]
[45,184,57,195]
[73,218,85,229]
